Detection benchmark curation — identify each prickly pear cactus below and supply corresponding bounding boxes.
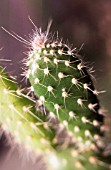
[1,66,111,170]
[2,24,111,170]
[27,28,104,149]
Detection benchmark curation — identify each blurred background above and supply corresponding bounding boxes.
[0,0,111,169]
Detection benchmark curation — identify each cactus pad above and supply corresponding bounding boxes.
[27,32,104,149]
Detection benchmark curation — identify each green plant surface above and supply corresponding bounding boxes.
[0,66,55,154]
[28,39,104,149]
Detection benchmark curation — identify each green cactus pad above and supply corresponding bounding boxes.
[0,66,55,153]
[28,36,103,148]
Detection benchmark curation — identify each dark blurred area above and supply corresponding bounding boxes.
[0,0,111,169]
